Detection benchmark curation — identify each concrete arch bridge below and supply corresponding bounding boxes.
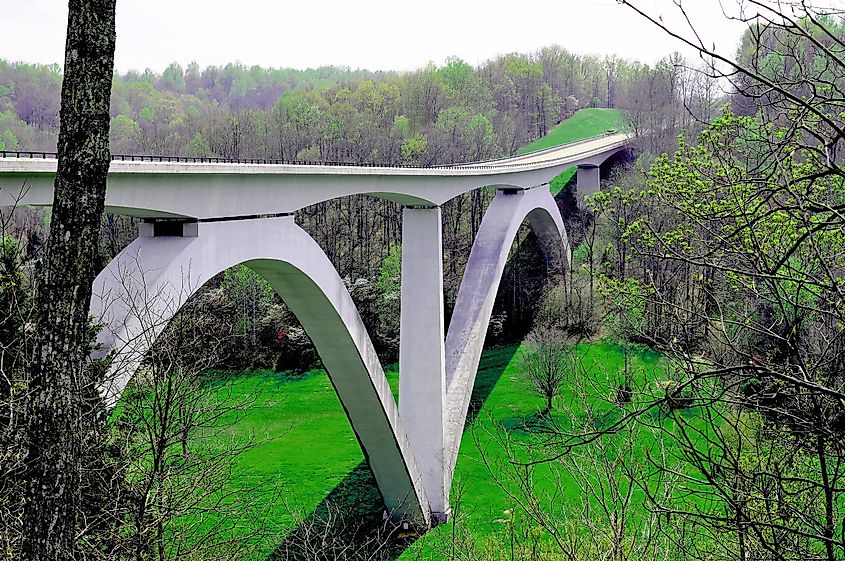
[0,132,631,527]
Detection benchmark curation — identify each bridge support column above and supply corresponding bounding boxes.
[576,164,600,199]
[399,205,448,522]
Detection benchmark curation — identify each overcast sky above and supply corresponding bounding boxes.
[0,1,756,73]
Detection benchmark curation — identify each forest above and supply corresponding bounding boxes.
[2,2,845,560]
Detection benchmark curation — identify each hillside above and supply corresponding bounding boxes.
[517,108,626,155]
[517,108,627,195]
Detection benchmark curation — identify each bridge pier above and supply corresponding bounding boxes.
[576,164,601,199]
[398,206,449,521]
[443,187,570,492]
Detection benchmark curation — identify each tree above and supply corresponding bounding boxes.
[181,131,211,158]
[109,114,141,153]
[376,244,402,362]
[110,284,279,561]
[590,5,845,548]
[610,112,845,559]
[519,328,571,416]
[0,226,31,560]
[21,1,117,559]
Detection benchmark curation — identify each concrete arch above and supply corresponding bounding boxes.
[442,187,571,484]
[90,216,430,525]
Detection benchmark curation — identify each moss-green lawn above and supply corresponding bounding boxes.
[194,341,666,559]
[517,108,627,155]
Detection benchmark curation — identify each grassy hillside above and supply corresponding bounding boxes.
[159,341,665,559]
[518,108,627,196]
[517,108,627,155]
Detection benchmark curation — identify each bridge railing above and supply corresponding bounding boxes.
[440,130,628,168]
[0,150,420,168]
[0,131,629,170]
[0,150,54,160]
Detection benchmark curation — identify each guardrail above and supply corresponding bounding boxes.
[447,130,627,168]
[0,131,629,171]
[0,150,420,168]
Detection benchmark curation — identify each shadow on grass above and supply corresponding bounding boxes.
[266,344,520,561]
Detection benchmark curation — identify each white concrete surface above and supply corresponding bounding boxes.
[576,164,601,198]
[442,186,570,489]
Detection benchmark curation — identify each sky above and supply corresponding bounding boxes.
[0,0,758,73]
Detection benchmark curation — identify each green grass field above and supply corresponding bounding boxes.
[517,108,627,196]
[186,341,666,559]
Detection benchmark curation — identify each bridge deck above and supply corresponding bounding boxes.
[0,132,630,218]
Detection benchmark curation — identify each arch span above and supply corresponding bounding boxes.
[443,187,570,484]
[90,216,430,525]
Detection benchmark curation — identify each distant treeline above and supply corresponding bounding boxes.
[0,47,695,164]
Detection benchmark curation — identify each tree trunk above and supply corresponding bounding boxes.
[22,1,116,559]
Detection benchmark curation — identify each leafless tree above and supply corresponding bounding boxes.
[91,259,289,561]
[519,328,574,416]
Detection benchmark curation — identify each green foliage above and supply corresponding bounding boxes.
[598,276,648,342]
[401,133,427,165]
[294,145,320,161]
[635,108,845,341]
[220,265,273,340]
[392,114,411,138]
[437,56,474,92]
[109,114,141,152]
[181,132,211,158]
[0,129,18,151]
[377,244,401,296]
[0,50,650,159]
[376,245,401,359]
[138,105,155,123]
[161,62,185,92]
